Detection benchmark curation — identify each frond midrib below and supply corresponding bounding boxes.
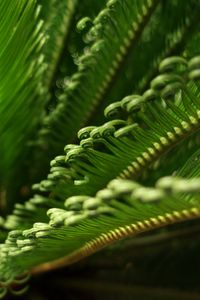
[31,206,200,274]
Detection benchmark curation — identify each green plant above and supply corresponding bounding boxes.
[1,0,200,298]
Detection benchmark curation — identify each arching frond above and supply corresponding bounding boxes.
[0,0,46,210]
[1,176,200,296]
[1,0,200,298]
[29,0,200,186]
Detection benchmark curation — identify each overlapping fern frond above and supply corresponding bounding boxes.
[0,0,200,298]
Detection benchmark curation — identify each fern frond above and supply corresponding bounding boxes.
[28,0,200,187]
[29,0,160,181]
[37,55,200,199]
[0,0,46,209]
[39,0,78,90]
[4,54,200,230]
[104,0,200,104]
[1,1,200,297]
[1,176,200,295]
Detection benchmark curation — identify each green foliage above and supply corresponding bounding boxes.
[0,0,200,298]
[0,0,46,203]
